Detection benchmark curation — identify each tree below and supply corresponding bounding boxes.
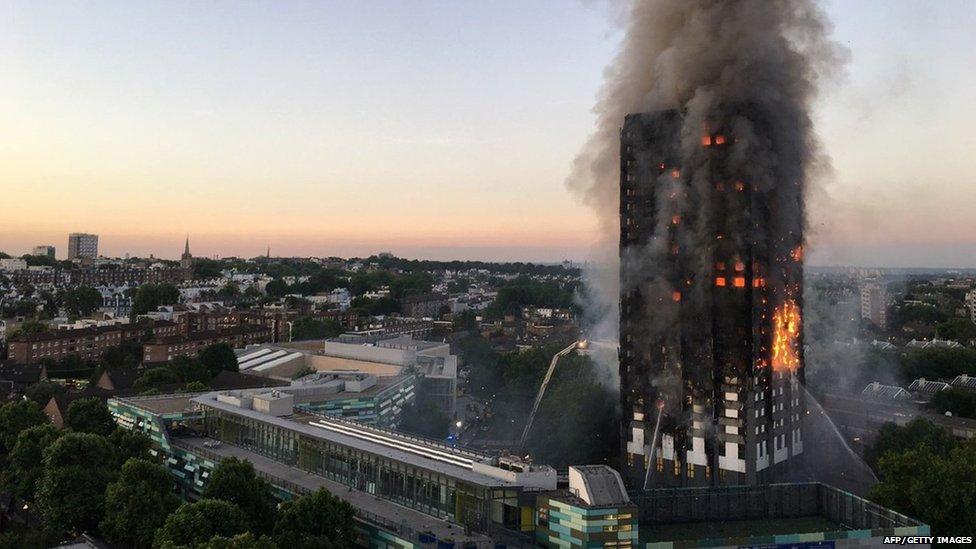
[99,341,143,369]
[202,457,277,534]
[24,380,65,406]
[936,318,976,343]
[865,418,958,468]
[871,439,976,536]
[154,499,249,548]
[199,343,239,377]
[8,320,47,339]
[264,278,289,298]
[930,388,976,419]
[101,458,181,548]
[108,427,152,465]
[134,366,181,390]
[197,533,278,549]
[131,283,180,315]
[2,424,61,501]
[64,397,115,437]
[167,356,211,384]
[61,286,103,317]
[36,432,118,534]
[273,488,356,549]
[0,399,49,458]
[290,316,341,341]
[185,380,210,392]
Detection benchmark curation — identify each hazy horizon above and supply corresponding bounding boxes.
[3,1,974,267]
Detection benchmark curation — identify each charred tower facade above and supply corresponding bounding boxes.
[619,108,805,489]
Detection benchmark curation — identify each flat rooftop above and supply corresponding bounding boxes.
[190,391,511,487]
[175,437,491,546]
[116,393,199,416]
[641,516,844,543]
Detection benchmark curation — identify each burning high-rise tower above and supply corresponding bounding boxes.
[619,105,805,488]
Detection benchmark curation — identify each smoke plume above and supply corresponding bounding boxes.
[570,0,846,371]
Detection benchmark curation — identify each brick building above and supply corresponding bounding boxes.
[7,320,179,365]
[143,325,272,363]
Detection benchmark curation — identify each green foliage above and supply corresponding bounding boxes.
[936,318,976,342]
[202,457,277,534]
[154,499,249,549]
[196,533,278,549]
[349,270,393,296]
[24,380,65,406]
[898,348,976,383]
[390,272,433,298]
[525,352,619,467]
[64,397,115,437]
[21,254,58,268]
[264,278,289,298]
[290,366,316,380]
[61,286,103,317]
[485,277,576,319]
[99,340,143,369]
[108,427,153,465]
[101,458,181,548]
[131,283,181,315]
[888,302,947,333]
[167,356,211,384]
[929,388,976,419]
[135,366,181,390]
[290,316,342,341]
[8,320,47,339]
[199,343,239,377]
[871,439,976,536]
[349,296,400,316]
[193,258,226,280]
[2,424,62,501]
[185,380,210,392]
[866,418,958,469]
[36,432,118,534]
[273,488,357,549]
[0,399,49,458]
[461,335,503,398]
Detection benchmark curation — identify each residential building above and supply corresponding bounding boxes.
[860,280,888,329]
[142,325,272,363]
[67,233,98,259]
[0,258,27,272]
[619,111,805,488]
[32,245,56,258]
[967,289,976,323]
[400,293,448,318]
[7,320,179,364]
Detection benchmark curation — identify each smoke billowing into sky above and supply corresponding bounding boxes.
[569,0,847,353]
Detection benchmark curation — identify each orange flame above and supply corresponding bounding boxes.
[791,245,803,262]
[771,300,801,372]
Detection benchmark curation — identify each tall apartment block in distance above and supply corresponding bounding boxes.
[32,245,56,258]
[618,110,805,489]
[67,232,98,259]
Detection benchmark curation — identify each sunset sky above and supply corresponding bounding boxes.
[2,1,974,266]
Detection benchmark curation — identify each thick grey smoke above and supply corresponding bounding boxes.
[570,0,847,376]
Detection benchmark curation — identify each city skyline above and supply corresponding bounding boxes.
[2,1,975,266]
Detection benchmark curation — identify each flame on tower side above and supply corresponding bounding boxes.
[771,299,801,372]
